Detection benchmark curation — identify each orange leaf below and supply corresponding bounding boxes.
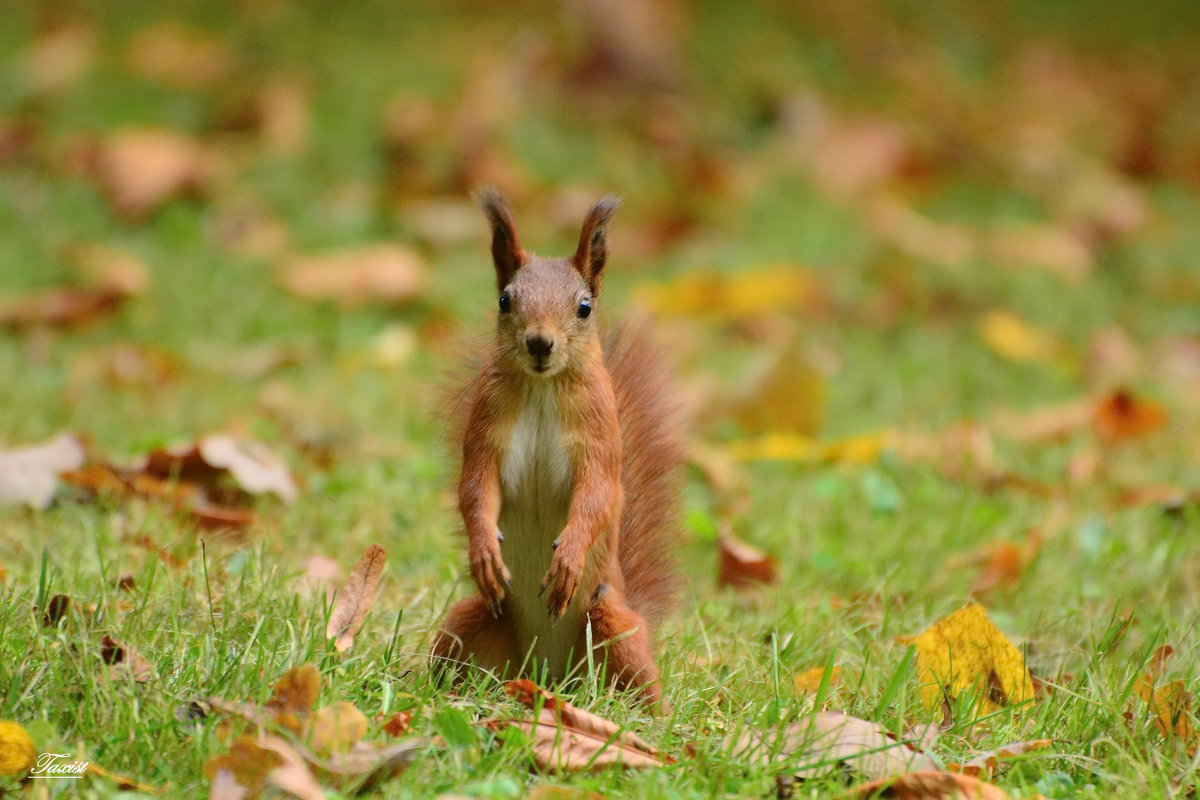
[1090,389,1166,444]
[850,770,1012,798]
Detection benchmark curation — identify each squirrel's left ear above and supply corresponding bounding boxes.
[572,195,620,296]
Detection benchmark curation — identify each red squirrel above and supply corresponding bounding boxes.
[431,189,684,705]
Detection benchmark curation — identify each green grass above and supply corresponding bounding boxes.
[2,0,1199,797]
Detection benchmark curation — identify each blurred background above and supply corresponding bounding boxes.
[2,0,1200,586]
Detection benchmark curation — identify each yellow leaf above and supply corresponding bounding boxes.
[794,666,841,694]
[726,431,891,465]
[0,720,35,776]
[308,702,369,754]
[978,311,1062,365]
[731,344,825,437]
[906,603,1033,715]
[633,265,814,320]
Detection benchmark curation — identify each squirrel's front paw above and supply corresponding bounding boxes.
[469,539,511,618]
[539,551,582,620]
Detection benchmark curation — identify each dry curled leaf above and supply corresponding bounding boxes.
[850,770,1012,798]
[308,702,369,754]
[380,712,413,738]
[729,710,935,782]
[41,594,71,627]
[327,544,386,652]
[280,245,426,308]
[141,434,298,504]
[502,680,671,772]
[902,603,1033,715]
[717,533,778,589]
[86,762,159,793]
[0,433,86,508]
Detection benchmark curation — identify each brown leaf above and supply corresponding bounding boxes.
[64,242,152,297]
[125,21,234,90]
[380,711,413,738]
[850,771,1012,798]
[948,740,1053,778]
[327,545,386,652]
[279,245,426,308]
[717,533,778,589]
[0,285,128,331]
[206,735,325,799]
[267,664,321,726]
[729,711,935,782]
[100,635,153,682]
[1090,389,1166,444]
[85,762,159,793]
[983,225,1092,283]
[140,434,298,503]
[42,594,71,627]
[794,666,841,694]
[0,433,86,508]
[216,77,311,156]
[503,679,671,771]
[88,127,216,223]
[256,737,327,800]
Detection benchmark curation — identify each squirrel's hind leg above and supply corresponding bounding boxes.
[431,595,519,680]
[584,586,662,709]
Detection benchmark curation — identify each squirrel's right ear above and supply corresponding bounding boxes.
[476,187,525,291]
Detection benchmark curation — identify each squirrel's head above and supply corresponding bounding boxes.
[477,188,619,378]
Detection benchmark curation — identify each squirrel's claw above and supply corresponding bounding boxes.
[540,555,580,620]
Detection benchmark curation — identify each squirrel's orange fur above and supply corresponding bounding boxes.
[431,189,683,705]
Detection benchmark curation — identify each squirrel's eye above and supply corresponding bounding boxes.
[577,298,592,319]
[499,291,511,314]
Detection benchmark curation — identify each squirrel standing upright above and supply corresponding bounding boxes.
[431,189,684,706]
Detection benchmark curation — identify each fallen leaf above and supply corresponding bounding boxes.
[125,21,234,90]
[0,433,86,508]
[725,432,889,465]
[984,225,1092,283]
[1090,389,1166,444]
[794,665,841,694]
[850,770,1011,798]
[266,663,321,729]
[0,285,128,331]
[301,556,341,599]
[902,603,1033,715]
[86,762,159,793]
[970,529,1041,597]
[41,594,71,627]
[380,712,413,738]
[864,196,977,267]
[208,767,248,800]
[308,702,369,754]
[0,720,36,775]
[717,533,778,589]
[501,680,671,771]
[978,311,1064,366]
[256,737,327,800]
[204,736,286,798]
[100,635,153,682]
[140,434,298,503]
[948,739,1053,778]
[87,127,216,223]
[633,265,817,321]
[326,544,386,652]
[730,344,826,436]
[22,20,96,95]
[279,245,426,308]
[216,77,311,156]
[729,710,935,782]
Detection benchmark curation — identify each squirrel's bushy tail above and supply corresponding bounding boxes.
[604,321,685,630]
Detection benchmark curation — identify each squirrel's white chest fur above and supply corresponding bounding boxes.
[498,381,580,675]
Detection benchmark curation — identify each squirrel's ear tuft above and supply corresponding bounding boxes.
[476,186,525,291]
[572,194,620,296]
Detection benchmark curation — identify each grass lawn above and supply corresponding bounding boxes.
[2,1,1199,797]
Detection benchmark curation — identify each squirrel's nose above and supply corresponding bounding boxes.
[525,334,554,358]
